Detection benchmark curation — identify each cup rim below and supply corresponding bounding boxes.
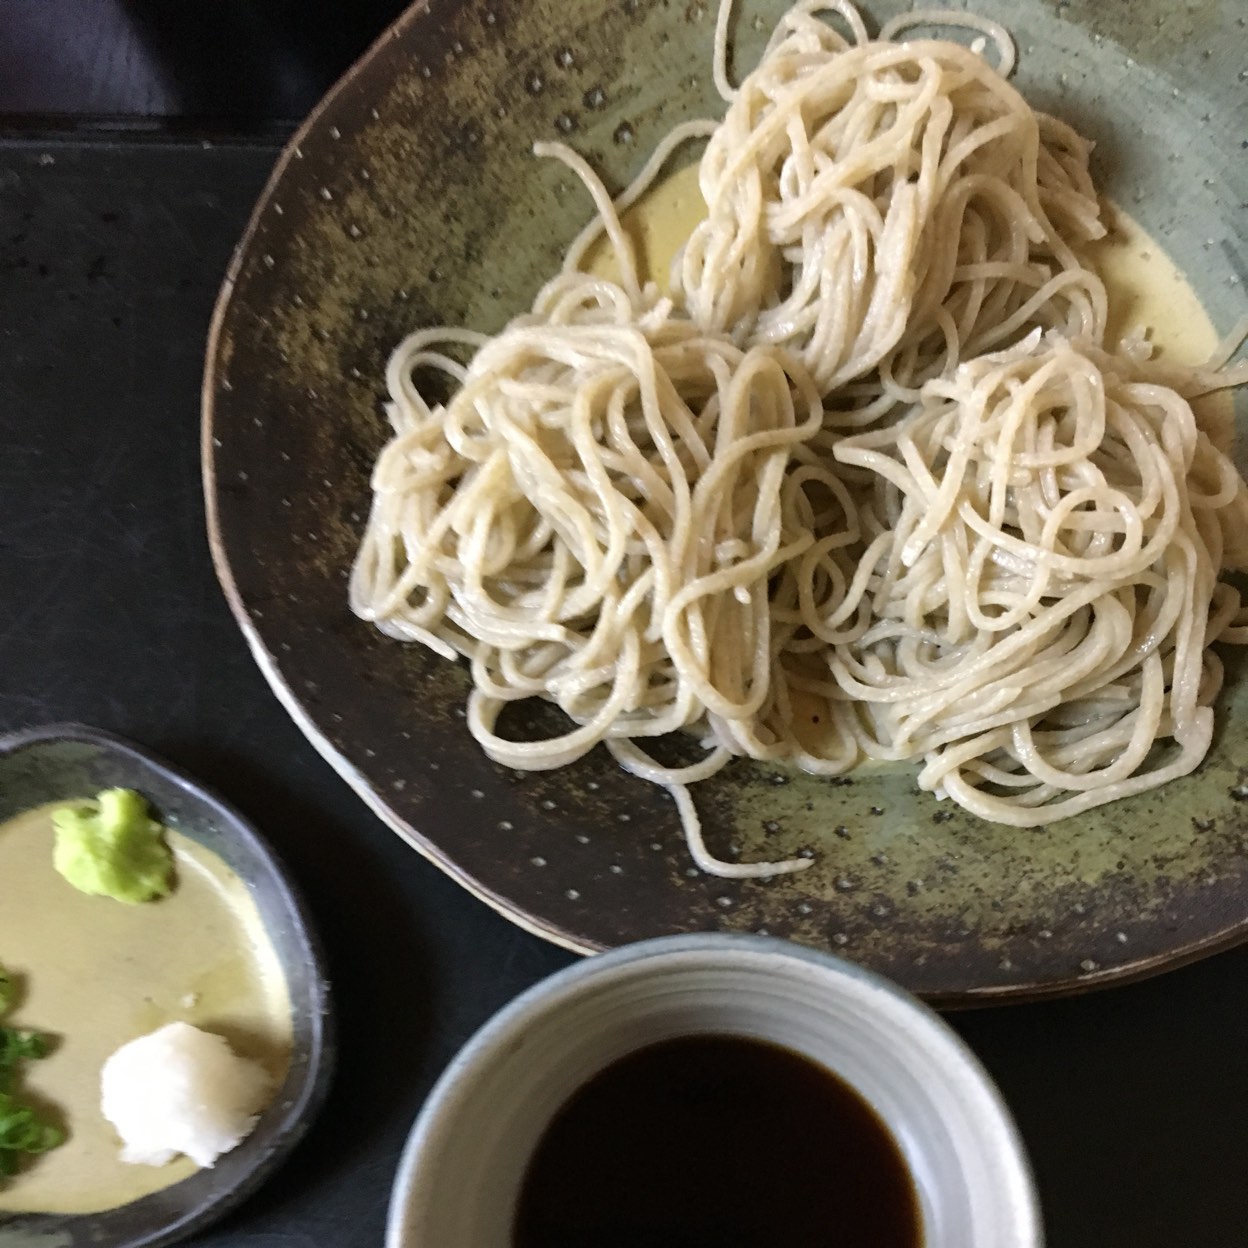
[386,932,1043,1248]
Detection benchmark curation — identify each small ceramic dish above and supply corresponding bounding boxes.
[387,933,1041,1248]
[0,723,334,1248]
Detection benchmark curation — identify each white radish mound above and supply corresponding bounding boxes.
[100,1021,272,1167]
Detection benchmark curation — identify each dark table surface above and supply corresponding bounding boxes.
[1,5,1246,1248]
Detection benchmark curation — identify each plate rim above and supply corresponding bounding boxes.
[200,0,599,963]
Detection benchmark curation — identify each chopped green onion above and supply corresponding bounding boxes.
[0,963,63,1177]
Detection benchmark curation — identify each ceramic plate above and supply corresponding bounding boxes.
[203,0,1248,1004]
[0,724,333,1248]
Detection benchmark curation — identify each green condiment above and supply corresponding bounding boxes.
[51,788,174,904]
[0,963,62,1178]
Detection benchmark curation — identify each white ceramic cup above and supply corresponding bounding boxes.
[386,933,1042,1247]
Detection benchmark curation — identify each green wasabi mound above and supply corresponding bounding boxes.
[52,788,174,904]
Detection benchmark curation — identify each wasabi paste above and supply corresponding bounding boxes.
[52,788,174,904]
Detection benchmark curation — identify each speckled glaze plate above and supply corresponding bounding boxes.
[0,724,333,1248]
[204,0,1248,1005]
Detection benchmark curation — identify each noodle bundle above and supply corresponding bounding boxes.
[683,0,1106,415]
[351,274,857,873]
[821,334,1246,822]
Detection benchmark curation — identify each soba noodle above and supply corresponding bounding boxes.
[684,0,1106,419]
[351,0,1247,875]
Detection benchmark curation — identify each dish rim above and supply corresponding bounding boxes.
[200,0,597,961]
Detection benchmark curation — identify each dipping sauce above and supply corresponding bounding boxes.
[512,1034,921,1248]
[0,805,292,1215]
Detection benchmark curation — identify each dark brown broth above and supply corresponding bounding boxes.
[512,1033,922,1248]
